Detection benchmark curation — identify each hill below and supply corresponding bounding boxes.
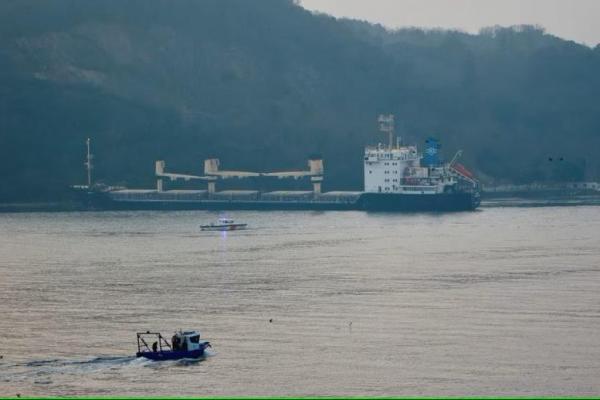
[1,0,599,201]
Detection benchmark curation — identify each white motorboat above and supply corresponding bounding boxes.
[200,218,247,231]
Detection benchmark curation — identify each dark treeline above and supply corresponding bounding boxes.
[1,0,599,201]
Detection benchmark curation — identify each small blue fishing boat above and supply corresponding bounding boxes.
[136,330,211,361]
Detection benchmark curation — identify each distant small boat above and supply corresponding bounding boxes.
[136,330,211,361]
[200,218,247,231]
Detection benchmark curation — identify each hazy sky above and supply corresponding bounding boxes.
[300,0,600,46]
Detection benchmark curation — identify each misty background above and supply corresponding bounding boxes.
[1,0,599,202]
[302,0,600,46]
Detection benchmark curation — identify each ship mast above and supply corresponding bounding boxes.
[84,137,93,188]
[378,114,394,150]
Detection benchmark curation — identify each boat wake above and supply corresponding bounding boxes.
[24,355,136,368]
[3,351,214,381]
[1,355,185,385]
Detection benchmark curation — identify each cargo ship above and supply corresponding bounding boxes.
[73,115,480,212]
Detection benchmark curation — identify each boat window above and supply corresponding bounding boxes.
[189,335,200,343]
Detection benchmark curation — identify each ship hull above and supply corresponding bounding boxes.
[136,346,209,361]
[80,191,479,212]
[357,192,480,212]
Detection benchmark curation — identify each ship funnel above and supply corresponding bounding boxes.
[204,158,220,175]
[423,137,441,167]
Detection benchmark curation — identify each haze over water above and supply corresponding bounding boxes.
[1,207,599,396]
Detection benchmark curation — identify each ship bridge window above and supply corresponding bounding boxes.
[369,170,372,174]
[189,335,200,343]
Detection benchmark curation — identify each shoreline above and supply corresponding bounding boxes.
[0,202,86,213]
[2,194,600,213]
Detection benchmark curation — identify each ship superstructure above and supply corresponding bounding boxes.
[359,115,480,210]
[364,114,478,196]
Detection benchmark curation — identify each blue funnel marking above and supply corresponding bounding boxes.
[423,137,441,167]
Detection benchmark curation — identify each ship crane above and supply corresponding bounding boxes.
[154,158,324,194]
[204,158,324,194]
[261,159,323,179]
[203,159,322,179]
[155,161,213,181]
[263,159,324,194]
[154,160,215,192]
[203,159,261,179]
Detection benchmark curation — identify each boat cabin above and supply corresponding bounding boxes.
[171,330,203,351]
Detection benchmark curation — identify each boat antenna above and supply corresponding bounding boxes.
[84,137,93,188]
[378,114,394,150]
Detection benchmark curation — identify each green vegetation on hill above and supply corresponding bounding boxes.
[1,0,599,201]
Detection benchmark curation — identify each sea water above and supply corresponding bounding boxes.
[1,207,599,396]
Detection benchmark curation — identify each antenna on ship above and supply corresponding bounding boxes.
[378,114,394,150]
[84,137,94,188]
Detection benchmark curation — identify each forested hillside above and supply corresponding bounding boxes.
[1,0,599,201]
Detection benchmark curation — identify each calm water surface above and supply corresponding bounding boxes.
[1,207,599,396]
